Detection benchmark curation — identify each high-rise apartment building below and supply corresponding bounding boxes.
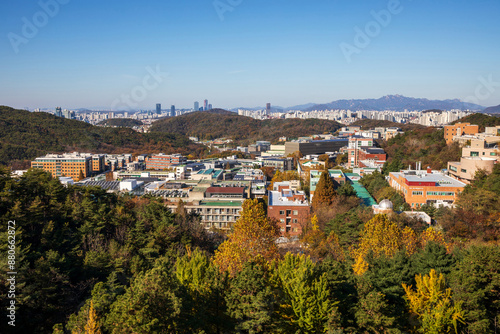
[204,99,208,111]
[156,103,161,114]
[170,105,175,117]
[194,101,199,111]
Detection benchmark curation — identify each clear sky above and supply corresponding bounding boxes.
[0,0,499,110]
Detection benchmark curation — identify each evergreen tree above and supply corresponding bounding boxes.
[175,248,231,333]
[106,256,183,333]
[274,253,339,333]
[449,245,500,333]
[412,242,455,277]
[226,261,276,333]
[337,181,356,197]
[311,171,336,209]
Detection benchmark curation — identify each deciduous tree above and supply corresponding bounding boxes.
[403,269,463,334]
[213,199,280,276]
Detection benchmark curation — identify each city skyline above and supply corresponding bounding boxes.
[1,0,499,109]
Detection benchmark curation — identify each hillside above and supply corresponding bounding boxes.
[350,119,425,131]
[98,118,143,127]
[0,106,204,167]
[451,113,500,132]
[150,109,343,144]
[306,95,484,111]
[381,127,461,171]
[483,104,500,114]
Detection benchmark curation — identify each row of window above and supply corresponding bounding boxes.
[279,210,299,216]
[470,151,497,157]
[280,218,299,224]
[36,159,88,162]
[412,191,455,196]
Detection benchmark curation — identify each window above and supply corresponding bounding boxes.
[461,169,467,173]
[280,219,285,223]
[279,210,285,215]
[471,151,479,157]
[491,152,497,156]
[293,210,298,215]
[293,219,298,224]
[412,191,423,196]
[449,166,457,172]
[286,210,291,216]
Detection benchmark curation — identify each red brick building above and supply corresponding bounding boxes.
[146,154,187,170]
[267,182,310,237]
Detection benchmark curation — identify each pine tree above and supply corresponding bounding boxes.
[311,171,336,209]
[226,261,276,333]
[449,245,500,333]
[274,253,339,333]
[175,248,231,333]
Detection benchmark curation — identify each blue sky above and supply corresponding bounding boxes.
[0,0,499,110]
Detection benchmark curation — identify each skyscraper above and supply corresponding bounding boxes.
[194,101,199,111]
[208,104,212,110]
[55,107,62,117]
[171,105,175,117]
[266,103,271,114]
[156,103,161,114]
[204,99,208,111]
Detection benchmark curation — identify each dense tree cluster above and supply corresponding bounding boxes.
[381,127,461,170]
[97,118,143,127]
[0,106,204,167]
[1,169,498,333]
[150,110,342,145]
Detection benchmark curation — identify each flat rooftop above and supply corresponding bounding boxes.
[393,172,466,187]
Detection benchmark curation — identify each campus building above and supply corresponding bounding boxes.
[444,123,479,144]
[146,154,187,170]
[389,169,466,208]
[284,138,349,156]
[31,153,92,181]
[267,182,310,237]
[447,137,499,183]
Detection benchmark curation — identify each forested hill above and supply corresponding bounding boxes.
[149,109,343,143]
[381,127,461,171]
[0,106,203,166]
[97,118,143,127]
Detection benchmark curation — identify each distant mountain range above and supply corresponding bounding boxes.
[234,95,485,112]
[305,95,484,112]
[483,104,500,114]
